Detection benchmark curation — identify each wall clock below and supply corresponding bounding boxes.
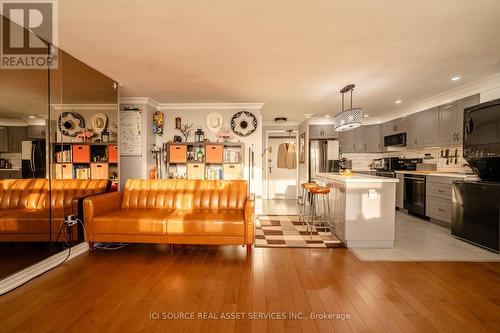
[231,111,257,137]
[58,112,85,137]
[206,112,223,133]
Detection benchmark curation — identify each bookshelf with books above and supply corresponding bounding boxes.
[52,142,119,189]
[166,142,243,180]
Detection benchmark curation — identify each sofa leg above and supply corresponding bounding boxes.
[88,242,94,250]
[246,244,252,255]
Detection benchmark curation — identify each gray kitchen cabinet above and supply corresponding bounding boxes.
[353,127,365,152]
[407,107,439,148]
[425,175,464,226]
[7,126,29,152]
[396,173,404,208]
[28,125,46,139]
[0,169,21,179]
[364,124,382,152]
[339,130,355,153]
[309,124,338,139]
[381,118,406,137]
[0,127,8,152]
[438,94,480,146]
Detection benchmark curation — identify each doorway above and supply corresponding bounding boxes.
[264,130,299,202]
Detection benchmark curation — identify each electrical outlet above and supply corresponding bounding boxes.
[64,215,78,227]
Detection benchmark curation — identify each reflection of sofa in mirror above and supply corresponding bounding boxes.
[84,179,254,247]
[0,179,110,242]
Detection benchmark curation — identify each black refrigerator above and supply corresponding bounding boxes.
[452,98,500,252]
[21,140,46,178]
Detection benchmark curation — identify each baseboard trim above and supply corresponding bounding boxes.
[0,242,89,295]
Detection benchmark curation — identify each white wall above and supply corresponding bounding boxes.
[118,99,157,188]
[298,119,309,183]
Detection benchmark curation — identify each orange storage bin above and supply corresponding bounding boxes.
[72,145,90,163]
[91,163,108,179]
[205,144,223,163]
[108,144,118,163]
[169,144,187,163]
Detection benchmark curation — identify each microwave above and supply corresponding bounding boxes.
[384,133,406,147]
[463,98,500,181]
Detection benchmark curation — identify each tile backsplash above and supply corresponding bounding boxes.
[344,145,470,172]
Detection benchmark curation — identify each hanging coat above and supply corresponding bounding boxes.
[277,142,288,169]
[286,143,297,169]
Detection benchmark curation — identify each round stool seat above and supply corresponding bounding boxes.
[301,182,318,189]
[308,186,330,194]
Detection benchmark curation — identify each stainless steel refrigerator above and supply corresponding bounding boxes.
[21,140,46,178]
[309,140,339,181]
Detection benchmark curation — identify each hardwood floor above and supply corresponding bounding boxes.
[1,244,500,332]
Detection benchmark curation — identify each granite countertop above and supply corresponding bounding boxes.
[316,172,399,183]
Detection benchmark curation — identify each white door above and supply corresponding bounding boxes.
[265,132,298,199]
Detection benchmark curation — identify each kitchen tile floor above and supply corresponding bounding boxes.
[256,199,298,215]
[351,211,500,261]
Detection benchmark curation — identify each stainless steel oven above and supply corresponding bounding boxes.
[404,174,426,217]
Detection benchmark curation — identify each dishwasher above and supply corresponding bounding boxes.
[404,174,426,217]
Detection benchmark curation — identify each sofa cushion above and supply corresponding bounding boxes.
[166,209,245,236]
[92,209,168,235]
[0,209,51,234]
[121,179,248,210]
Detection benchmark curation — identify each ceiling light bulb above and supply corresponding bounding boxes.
[364,114,369,118]
[395,100,402,104]
[27,115,36,119]
[325,115,331,118]
[451,76,461,81]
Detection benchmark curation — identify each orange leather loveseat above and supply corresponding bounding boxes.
[84,179,255,248]
[0,179,109,242]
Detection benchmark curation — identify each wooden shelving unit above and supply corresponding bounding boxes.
[52,142,119,189]
[166,142,244,180]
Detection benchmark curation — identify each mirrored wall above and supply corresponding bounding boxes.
[0,15,118,280]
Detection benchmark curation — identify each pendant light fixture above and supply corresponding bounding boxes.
[334,84,363,132]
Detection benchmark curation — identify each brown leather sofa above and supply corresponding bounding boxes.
[0,179,109,242]
[84,179,254,248]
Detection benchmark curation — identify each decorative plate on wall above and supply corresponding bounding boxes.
[206,112,224,133]
[231,111,257,137]
[58,112,85,137]
[90,113,108,134]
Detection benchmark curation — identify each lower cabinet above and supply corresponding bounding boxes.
[425,175,463,225]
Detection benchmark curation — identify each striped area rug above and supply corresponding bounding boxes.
[255,215,344,248]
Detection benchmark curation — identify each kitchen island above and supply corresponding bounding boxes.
[315,172,399,248]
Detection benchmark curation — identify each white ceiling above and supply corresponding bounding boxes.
[57,0,500,122]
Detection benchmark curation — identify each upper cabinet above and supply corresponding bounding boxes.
[309,125,338,139]
[339,125,381,153]
[407,107,439,148]
[339,130,355,153]
[381,118,406,137]
[8,126,28,152]
[438,94,480,146]
[364,124,382,152]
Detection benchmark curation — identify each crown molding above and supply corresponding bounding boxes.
[375,72,500,123]
[51,104,118,111]
[157,102,265,111]
[119,97,159,109]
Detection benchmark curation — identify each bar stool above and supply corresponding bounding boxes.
[306,186,332,237]
[298,182,318,225]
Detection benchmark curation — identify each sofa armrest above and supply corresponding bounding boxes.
[244,193,255,245]
[83,191,123,242]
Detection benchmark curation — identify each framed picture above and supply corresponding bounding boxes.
[175,116,182,130]
[299,132,306,163]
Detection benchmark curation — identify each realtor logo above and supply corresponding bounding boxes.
[0,0,58,69]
